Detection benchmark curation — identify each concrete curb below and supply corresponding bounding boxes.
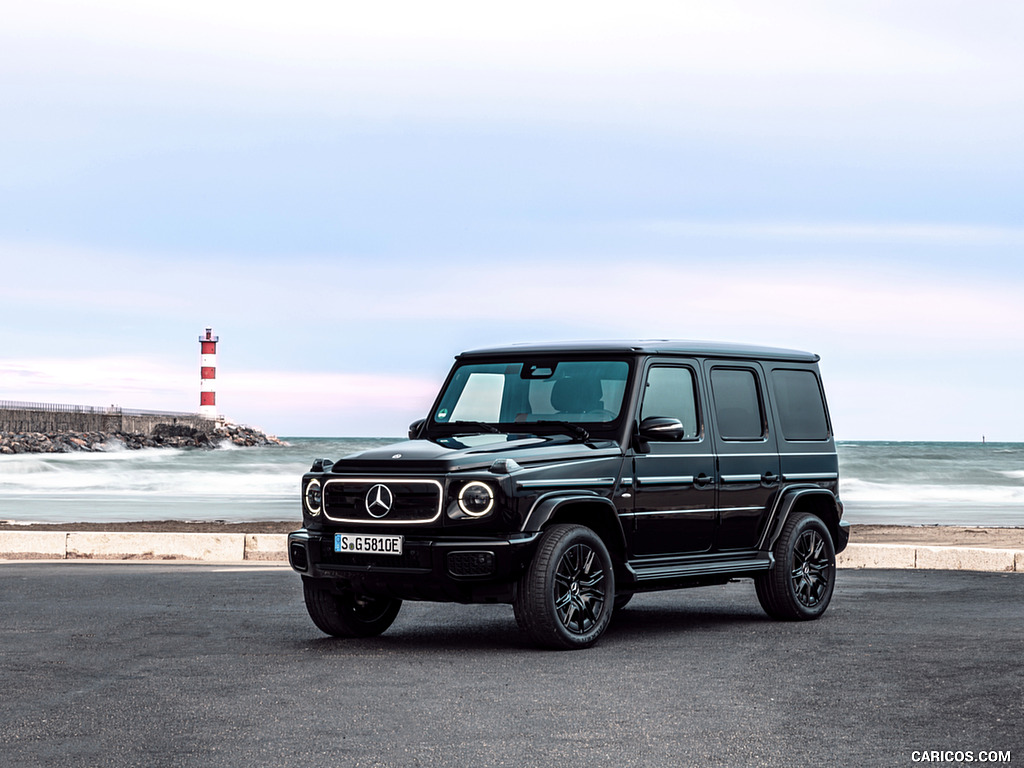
[837,543,1022,572]
[0,531,288,562]
[0,534,1022,571]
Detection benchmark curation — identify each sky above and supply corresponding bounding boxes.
[1,0,1022,440]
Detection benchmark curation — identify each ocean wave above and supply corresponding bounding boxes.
[841,478,1024,504]
[0,469,298,497]
[4,438,1024,525]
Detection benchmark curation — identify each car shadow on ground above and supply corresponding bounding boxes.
[289,590,772,654]
[608,603,768,640]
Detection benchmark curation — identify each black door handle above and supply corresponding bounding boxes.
[694,473,713,487]
[761,471,779,486]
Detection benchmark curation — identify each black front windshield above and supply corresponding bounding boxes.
[432,360,630,427]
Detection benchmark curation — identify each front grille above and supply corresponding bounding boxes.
[322,477,443,523]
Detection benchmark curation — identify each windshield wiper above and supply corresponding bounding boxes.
[449,421,502,434]
[529,421,591,443]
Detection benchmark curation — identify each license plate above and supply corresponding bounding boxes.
[334,533,404,556]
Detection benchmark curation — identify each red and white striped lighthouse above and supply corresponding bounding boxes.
[199,327,219,419]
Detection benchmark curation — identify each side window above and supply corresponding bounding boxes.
[640,366,699,439]
[710,367,765,440]
[771,369,830,440]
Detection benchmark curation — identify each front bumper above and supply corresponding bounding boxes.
[287,529,542,603]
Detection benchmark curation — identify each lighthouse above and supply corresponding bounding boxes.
[199,327,219,419]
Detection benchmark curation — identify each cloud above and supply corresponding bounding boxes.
[248,258,1023,354]
[5,1,964,75]
[3,3,1023,441]
[635,220,1024,246]
[220,369,439,435]
[3,358,186,394]
[3,246,1022,438]
[0,355,438,434]
[0,357,194,411]
[4,0,1021,130]
[4,237,1022,356]
[227,369,437,411]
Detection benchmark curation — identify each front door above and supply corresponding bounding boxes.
[630,362,716,556]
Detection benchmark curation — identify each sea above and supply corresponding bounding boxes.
[1,438,1022,527]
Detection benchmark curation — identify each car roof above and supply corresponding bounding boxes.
[457,340,820,363]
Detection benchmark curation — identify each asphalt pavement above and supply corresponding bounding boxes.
[1,563,1021,768]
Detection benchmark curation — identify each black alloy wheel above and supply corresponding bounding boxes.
[755,511,836,621]
[791,527,831,607]
[514,524,615,649]
[554,542,606,633]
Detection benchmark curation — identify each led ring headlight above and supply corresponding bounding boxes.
[304,479,322,516]
[457,481,494,517]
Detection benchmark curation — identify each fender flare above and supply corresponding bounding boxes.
[760,485,846,554]
[522,492,628,558]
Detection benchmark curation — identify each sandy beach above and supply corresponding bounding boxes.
[851,524,1024,548]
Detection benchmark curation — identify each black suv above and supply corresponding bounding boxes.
[289,341,848,649]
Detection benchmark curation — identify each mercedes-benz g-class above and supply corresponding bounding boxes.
[288,341,848,649]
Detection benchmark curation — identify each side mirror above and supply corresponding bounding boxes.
[408,418,426,440]
[638,416,686,442]
[310,457,334,472]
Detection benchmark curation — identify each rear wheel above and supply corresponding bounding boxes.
[756,512,836,620]
[514,524,614,649]
[303,579,401,637]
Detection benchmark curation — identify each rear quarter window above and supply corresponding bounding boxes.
[710,367,765,440]
[770,369,830,441]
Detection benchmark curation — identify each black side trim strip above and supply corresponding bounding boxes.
[628,554,773,581]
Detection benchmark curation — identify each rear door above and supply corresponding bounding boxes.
[705,361,780,551]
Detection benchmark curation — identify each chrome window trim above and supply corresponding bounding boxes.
[517,478,617,489]
[633,452,713,459]
[623,505,762,517]
[637,475,696,486]
[716,451,835,458]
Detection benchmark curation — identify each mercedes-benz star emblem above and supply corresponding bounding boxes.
[365,484,394,518]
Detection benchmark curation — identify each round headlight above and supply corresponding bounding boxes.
[458,481,494,517]
[305,479,322,516]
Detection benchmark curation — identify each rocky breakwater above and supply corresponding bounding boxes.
[0,422,283,454]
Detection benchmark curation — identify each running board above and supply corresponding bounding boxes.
[627,553,774,582]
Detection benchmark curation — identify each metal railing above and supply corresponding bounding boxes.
[0,400,206,419]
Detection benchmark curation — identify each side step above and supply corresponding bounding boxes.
[627,552,774,582]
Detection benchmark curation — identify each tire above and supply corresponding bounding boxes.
[303,579,401,637]
[756,511,836,621]
[513,524,615,650]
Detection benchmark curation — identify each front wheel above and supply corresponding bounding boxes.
[513,524,615,650]
[755,512,836,620]
[303,579,401,637]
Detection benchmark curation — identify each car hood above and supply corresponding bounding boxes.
[324,433,621,473]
